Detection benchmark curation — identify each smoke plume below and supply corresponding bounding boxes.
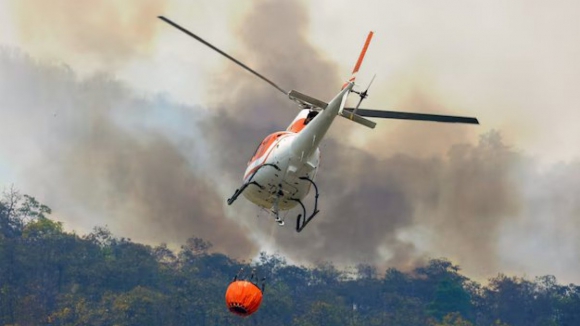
[0,49,256,257]
[8,0,168,69]
[2,0,580,282]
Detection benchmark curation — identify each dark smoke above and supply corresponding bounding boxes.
[265,131,522,275]
[0,49,257,257]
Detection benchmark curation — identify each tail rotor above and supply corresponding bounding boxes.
[351,74,376,113]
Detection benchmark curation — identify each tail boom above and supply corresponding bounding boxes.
[292,83,354,159]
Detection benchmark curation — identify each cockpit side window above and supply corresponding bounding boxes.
[304,110,319,125]
[250,141,263,158]
[249,133,277,163]
[248,132,289,165]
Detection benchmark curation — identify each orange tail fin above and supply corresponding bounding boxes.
[342,31,374,90]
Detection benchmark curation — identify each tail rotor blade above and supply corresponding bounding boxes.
[352,74,376,113]
[365,74,376,93]
[353,96,365,111]
[158,16,288,96]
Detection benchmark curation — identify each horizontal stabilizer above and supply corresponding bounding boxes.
[343,108,479,124]
[289,90,328,109]
[339,111,377,128]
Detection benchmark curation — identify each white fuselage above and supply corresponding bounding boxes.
[242,130,320,210]
[242,84,353,211]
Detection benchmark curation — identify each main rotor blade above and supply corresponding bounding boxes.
[158,16,288,96]
[343,108,479,124]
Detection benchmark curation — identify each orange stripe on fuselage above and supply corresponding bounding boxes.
[287,118,306,133]
[244,132,292,180]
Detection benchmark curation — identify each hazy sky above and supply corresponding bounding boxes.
[1,0,579,283]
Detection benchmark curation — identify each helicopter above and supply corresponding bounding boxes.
[158,16,479,232]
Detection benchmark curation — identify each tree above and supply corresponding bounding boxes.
[112,286,168,326]
[427,278,473,321]
[559,284,580,326]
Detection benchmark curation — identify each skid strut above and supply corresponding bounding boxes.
[271,187,285,226]
[227,163,280,205]
[291,176,320,232]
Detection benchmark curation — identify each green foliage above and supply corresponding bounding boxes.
[428,312,474,326]
[0,192,579,325]
[22,217,63,239]
[427,278,473,321]
[17,194,52,220]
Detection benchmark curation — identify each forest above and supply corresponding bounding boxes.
[1,192,579,326]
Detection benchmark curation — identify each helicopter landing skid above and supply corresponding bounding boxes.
[291,176,320,233]
[227,163,281,205]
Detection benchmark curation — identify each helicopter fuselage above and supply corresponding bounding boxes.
[242,84,353,212]
[242,120,320,211]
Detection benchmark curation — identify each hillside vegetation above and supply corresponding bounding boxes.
[1,192,579,326]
